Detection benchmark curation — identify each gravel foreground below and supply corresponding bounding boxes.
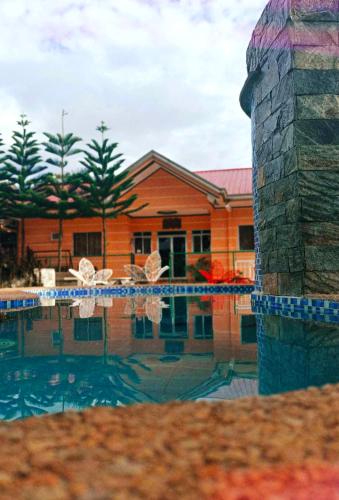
[0,385,338,499]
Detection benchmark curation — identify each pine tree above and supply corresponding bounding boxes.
[77,122,146,267]
[42,111,82,271]
[4,115,47,259]
[0,133,9,216]
[0,133,7,168]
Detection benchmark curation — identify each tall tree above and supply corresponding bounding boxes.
[77,122,146,267]
[0,133,8,215]
[0,133,6,169]
[4,115,46,259]
[42,110,82,271]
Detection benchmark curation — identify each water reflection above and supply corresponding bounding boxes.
[257,313,339,395]
[0,295,257,420]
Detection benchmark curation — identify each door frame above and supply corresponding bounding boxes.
[157,231,187,279]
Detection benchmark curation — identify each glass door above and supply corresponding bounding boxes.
[172,235,186,278]
[158,236,171,278]
[158,232,186,278]
[159,297,188,338]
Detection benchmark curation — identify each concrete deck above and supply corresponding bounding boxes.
[0,384,338,499]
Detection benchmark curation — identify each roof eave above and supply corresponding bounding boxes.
[125,151,227,198]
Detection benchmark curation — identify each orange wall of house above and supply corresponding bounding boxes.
[228,207,253,250]
[130,214,211,269]
[127,168,213,214]
[24,216,132,274]
[21,166,253,275]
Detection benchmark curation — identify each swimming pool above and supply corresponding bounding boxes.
[0,294,338,420]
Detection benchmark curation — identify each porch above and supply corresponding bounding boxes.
[31,249,255,284]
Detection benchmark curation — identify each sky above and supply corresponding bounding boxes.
[0,0,267,172]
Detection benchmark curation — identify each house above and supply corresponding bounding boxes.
[23,150,254,280]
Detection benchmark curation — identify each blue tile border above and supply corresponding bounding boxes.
[23,283,255,300]
[252,292,339,324]
[0,297,39,311]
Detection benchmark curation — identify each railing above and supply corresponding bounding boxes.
[167,250,255,284]
[32,250,255,283]
[32,250,75,270]
[32,251,134,275]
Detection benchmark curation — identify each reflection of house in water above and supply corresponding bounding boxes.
[0,295,258,404]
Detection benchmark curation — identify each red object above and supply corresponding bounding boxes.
[198,261,253,284]
[195,167,252,196]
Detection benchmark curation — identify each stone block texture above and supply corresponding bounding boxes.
[241,0,339,295]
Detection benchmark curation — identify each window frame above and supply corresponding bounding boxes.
[133,232,152,255]
[73,232,102,257]
[194,315,213,339]
[238,225,255,251]
[73,317,103,341]
[51,232,60,241]
[192,230,211,253]
[133,316,153,339]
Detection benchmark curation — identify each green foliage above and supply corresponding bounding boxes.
[186,256,210,282]
[35,171,82,220]
[0,133,6,165]
[0,133,9,216]
[0,118,148,273]
[5,115,46,210]
[79,136,135,218]
[41,127,82,271]
[1,115,47,258]
[0,246,39,287]
[43,131,82,181]
[76,121,146,266]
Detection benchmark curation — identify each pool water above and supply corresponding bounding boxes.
[0,294,338,420]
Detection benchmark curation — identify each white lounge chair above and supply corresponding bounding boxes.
[124,251,169,283]
[68,258,113,286]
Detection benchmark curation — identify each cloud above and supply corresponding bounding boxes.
[0,0,267,170]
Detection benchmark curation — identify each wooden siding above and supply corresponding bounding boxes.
[22,166,254,276]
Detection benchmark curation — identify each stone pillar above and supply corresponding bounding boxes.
[240,0,339,296]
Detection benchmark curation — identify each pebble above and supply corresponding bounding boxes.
[0,385,338,499]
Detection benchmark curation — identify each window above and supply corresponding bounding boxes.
[192,230,211,253]
[74,317,103,341]
[241,315,257,344]
[73,232,102,257]
[194,315,213,339]
[163,218,181,230]
[51,330,62,346]
[239,225,255,250]
[159,297,188,339]
[133,232,151,254]
[51,232,59,241]
[133,317,153,338]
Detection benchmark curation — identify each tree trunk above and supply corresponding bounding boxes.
[102,217,107,268]
[57,218,63,272]
[21,218,25,261]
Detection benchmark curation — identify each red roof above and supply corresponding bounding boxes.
[195,168,252,196]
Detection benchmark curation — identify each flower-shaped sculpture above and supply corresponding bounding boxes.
[71,296,113,318]
[69,258,113,286]
[124,251,169,283]
[124,296,168,324]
